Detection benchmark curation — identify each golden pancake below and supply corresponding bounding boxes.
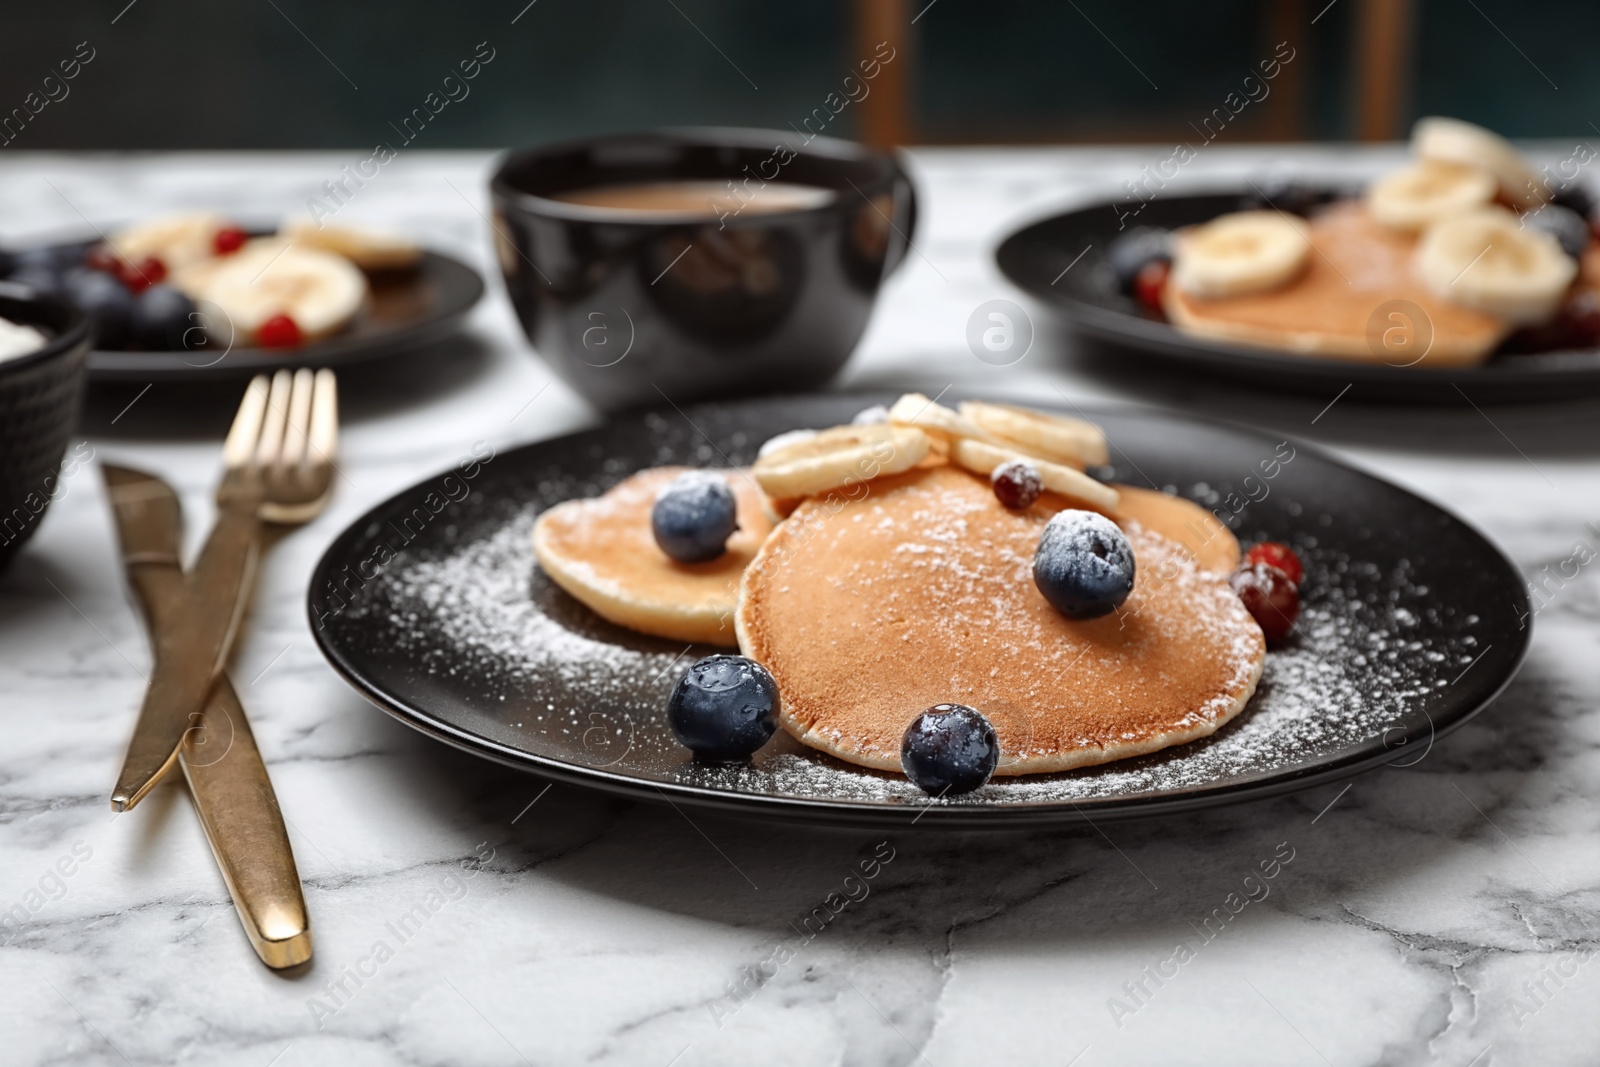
[1164,201,1509,366]
[533,467,773,646]
[735,466,1265,775]
[1114,485,1239,574]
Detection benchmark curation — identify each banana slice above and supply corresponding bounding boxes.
[281,218,422,270]
[109,212,228,271]
[1413,116,1545,209]
[1414,207,1576,325]
[1366,160,1496,232]
[887,393,1004,449]
[751,424,931,499]
[1170,211,1311,299]
[950,439,1119,512]
[956,401,1109,468]
[199,242,368,342]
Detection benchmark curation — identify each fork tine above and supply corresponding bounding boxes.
[280,368,316,470]
[222,376,270,469]
[309,369,338,466]
[253,369,294,470]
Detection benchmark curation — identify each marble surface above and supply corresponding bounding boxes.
[5,144,1600,1067]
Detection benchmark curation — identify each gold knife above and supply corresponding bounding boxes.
[104,464,312,968]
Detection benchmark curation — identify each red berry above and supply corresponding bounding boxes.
[213,226,249,255]
[119,255,166,293]
[84,244,121,273]
[1244,541,1304,585]
[257,313,303,348]
[991,459,1043,509]
[1230,562,1300,646]
[1133,259,1169,315]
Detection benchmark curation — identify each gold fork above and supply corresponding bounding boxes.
[111,368,338,812]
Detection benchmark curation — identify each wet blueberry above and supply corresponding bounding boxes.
[129,284,196,350]
[1033,509,1135,619]
[1522,204,1590,260]
[667,654,779,760]
[1550,183,1596,221]
[1106,226,1172,291]
[651,470,739,563]
[900,704,999,796]
[62,267,134,348]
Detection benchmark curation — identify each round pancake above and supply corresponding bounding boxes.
[533,467,773,646]
[1103,484,1239,574]
[735,466,1265,775]
[1164,201,1509,366]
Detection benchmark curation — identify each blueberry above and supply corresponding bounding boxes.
[1238,172,1339,217]
[1033,509,1135,619]
[62,267,134,348]
[652,470,738,563]
[8,265,64,300]
[900,704,999,796]
[666,654,779,760]
[1550,183,1595,221]
[129,284,196,350]
[1522,204,1590,261]
[1106,227,1171,291]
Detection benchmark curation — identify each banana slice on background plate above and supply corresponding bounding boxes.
[109,212,228,271]
[949,439,1120,512]
[956,400,1109,468]
[1170,210,1312,299]
[1413,116,1546,209]
[751,424,931,499]
[198,242,369,344]
[1366,160,1497,232]
[280,218,422,271]
[1414,207,1576,325]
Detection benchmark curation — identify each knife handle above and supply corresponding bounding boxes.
[112,505,261,811]
[178,679,312,969]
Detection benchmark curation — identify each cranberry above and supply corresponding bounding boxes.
[1133,259,1169,316]
[1230,562,1300,646]
[257,313,303,348]
[1244,541,1304,586]
[213,226,249,255]
[991,459,1043,509]
[119,255,166,293]
[83,244,121,273]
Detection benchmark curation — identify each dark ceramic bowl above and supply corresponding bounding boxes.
[489,127,917,412]
[0,283,92,572]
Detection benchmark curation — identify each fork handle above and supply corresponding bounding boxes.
[112,503,262,811]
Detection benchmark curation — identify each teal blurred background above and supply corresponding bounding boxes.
[0,0,1590,149]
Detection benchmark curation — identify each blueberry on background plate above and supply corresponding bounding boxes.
[1033,509,1136,619]
[1522,204,1590,261]
[1550,183,1596,221]
[1106,227,1171,291]
[1237,172,1339,217]
[62,267,134,348]
[900,704,999,796]
[666,654,779,761]
[652,470,738,563]
[129,284,197,350]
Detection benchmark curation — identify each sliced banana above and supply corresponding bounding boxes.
[757,428,818,458]
[887,393,1003,448]
[1366,160,1497,232]
[1413,116,1545,209]
[751,424,931,499]
[950,439,1119,512]
[1170,211,1312,299]
[110,212,228,271]
[199,242,369,342]
[281,218,422,270]
[956,401,1109,469]
[1414,207,1576,325]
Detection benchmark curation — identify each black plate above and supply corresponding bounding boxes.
[46,243,485,383]
[996,191,1600,404]
[308,393,1530,827]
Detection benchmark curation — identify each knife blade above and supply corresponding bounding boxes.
[103,464,312,969]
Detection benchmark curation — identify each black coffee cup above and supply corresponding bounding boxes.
[489,127,917,412]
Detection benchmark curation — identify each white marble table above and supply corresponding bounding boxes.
[4,145,1600,1066]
